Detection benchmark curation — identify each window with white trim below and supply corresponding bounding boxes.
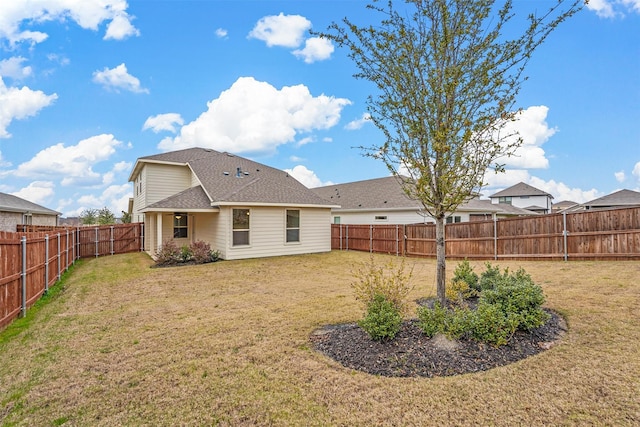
[446,216,461,224]
[286,210,300,243]
[233,209,250,246]
[173,213,188,238]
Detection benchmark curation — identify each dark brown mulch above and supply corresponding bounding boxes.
[310,309,566,378]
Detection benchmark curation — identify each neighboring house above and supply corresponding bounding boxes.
[0,192,60,232]
[312,176,537,225]
[128,148,338,260]
[552,200,579,213]
[489,182,553,214]
[581,189,640,211]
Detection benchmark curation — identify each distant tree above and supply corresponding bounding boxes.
[97,207,116,225]
[121,211,132,224]
[79,208,98,225]
[322,0,583,305]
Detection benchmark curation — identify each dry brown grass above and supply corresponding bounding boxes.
[1,251,639,426]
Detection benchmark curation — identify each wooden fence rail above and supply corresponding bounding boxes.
[332,206,640,261]
[1,223,144,329]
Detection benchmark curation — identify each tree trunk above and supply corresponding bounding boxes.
[435,216,446,306]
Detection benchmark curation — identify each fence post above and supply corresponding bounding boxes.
[140,222,145,252]
[563,211,568,262]
[369,224,373,253]
[346,225,349,251]
[493,215,498,261]
[66,229,69,270]
[57,233,61,281]
[396,224,399,256]
[20,236,27,318]
[110,226,115,255]
[95,227,99,258]
[339,224,342,250]
[45,234,49,292]
[76,226,81,260]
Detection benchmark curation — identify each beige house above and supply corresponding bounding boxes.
[0,192,60,232]
[489,182,553,214]
[312,176,537,225]
[128,148,338,260]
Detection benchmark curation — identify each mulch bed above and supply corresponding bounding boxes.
[310,309,566,377]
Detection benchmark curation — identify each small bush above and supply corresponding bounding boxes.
[477,262,503,291]
[155,240,221,266]
[190,240,216,264]
[470,302,519,347]
[446,278,476,306]
[155,240,180,265]
[358,294,403,341]
[417,302,448,338]
[179,245,193,263]
[351,255,414,314]
[452,259,479,292]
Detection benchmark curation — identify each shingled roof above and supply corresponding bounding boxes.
[312,176,536,215]
[490,182,553,199]
[0,192,60,216]
[583,189,640,208]
[133,148,337,209]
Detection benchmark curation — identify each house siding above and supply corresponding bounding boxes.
[332,210,433,225]
[491,194,550,211]
[145,164,192,207]
[222,206,331,260]
[0,211,58,232]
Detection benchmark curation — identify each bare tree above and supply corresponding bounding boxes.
[321,0,583,304]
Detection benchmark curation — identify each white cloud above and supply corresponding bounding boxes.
[615,170,626,183]
[292,37,334,63]
[345,113,372,130]
[92,63,149,94]
[297,136,315,146]
[0,77,58,138]
[13,134,124,187]
[289,155,304,162]
[104,12,140,40]
[11,181,55,206]
[0,150,10,168]
[497,105,556,169]
[0,0,139,45]
[0,57,32,80]
[633,161,640,181]
[71,183,131,217]
[215,28,228,38]
[284,165,333,188]
[587,0,640,17]
[248,13,311,48]
[158,77,351,154]
[143,113,184,133]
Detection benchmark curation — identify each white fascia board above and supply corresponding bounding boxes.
[212,201,340,209]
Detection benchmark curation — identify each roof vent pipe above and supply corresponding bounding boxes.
[236,167,242,177]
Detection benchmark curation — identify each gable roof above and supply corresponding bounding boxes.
[312,176,537,216]
[583,189,640,208]
[0,192,60,216]
[312,176,422,210]
[132,148,338,209]
[490,182,553,199]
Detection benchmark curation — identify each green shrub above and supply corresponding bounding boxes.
[417,302,447,338]
[351,255,414,314]
[480,270,550,331]
[179,245,193,263]
[156,240,180,265]
[446,278,476,306]
[452,259,479,292]
[358,294,403,341]
[470,302,519,346]
[477,262,503,291]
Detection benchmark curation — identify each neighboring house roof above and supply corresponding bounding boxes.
[553,200,579,210]
[0,192,60,216]
[582,189,640,208]
[131,148,338,209]
[312,176,422,210]
[490,182,553,199]
[312,176,537,216]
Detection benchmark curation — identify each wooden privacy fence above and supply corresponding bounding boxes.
[1,223,144,329]
[332,206,640,261]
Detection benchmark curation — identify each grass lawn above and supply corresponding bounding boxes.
[1,251,639,426]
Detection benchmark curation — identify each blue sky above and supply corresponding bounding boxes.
[0,0,638,218]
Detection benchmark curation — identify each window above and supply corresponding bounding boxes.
[173,213,188,238]
[374,215,388,221]
[233,209,250,246]
[286,210,300,243]
[333,216,341,224]
[446,216,461,224]
[498,196,512,204]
